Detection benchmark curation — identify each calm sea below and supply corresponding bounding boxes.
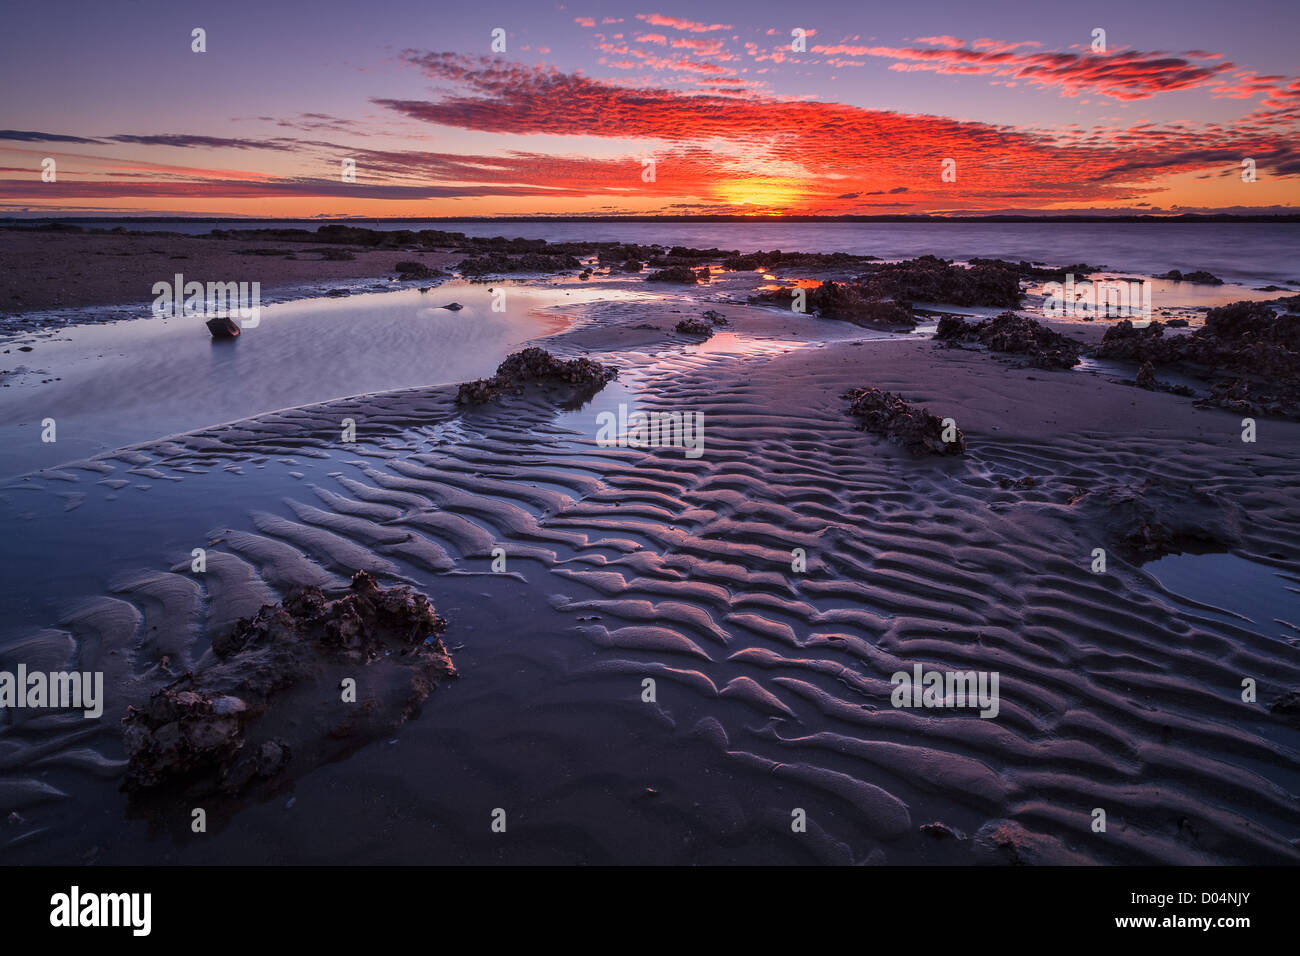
[25,218,1300,288]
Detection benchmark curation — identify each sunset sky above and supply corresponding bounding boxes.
[2,0,1297,217]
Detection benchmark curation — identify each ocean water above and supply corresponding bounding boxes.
[20,219,1300,289]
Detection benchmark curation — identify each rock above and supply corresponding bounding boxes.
[1136,360,1157,389]
[855,255,1023,308]
[440,302,463,311]
[457,252,581,276]
[324,288,351,298]
[935,312,1082,369]
[722,250,880,271]
[843,386,966,455]
[968,258,1103,283]
[753,281,915,327]
[205,316,240,339]
[646,265,708,284]
[456,347,617,406]
[675,317,714,337]
[1165,317,1189,327]
[1097,304,1300,417]
[921,821,967,841]
[1159,269,1223,285]
[394,260,438,279]
[121,571,455,797]
[702,310,728,325]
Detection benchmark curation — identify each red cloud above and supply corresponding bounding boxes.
[635,14,732,32]
[372,53,1298,211]
[810,42,1237,100]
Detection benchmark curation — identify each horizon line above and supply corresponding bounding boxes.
[5,213,1300,225]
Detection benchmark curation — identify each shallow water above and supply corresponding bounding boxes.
[1145,551,1300,640]
[0,282,652,479]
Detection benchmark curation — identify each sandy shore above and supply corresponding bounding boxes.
[1,275,1297,864]
[0,228,460,316]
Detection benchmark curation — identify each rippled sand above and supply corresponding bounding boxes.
[2,294,1298,864]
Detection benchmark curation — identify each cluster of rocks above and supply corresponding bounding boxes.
[843,386,966,455]
[457,252,583,277]
[854,256,1024,308]
[654,245,735,263]
[1096,301,1299,416]
[122,571,454,795]
[721,250,880,272]
[934,312,1084,369]
[1134,360,1195,396]
[675,316,715,337]
[646,265,711,284]
[456,347,618,405]
[1158,269,1223,285]
[967,258,1103,282]
[595,244,656,265]
[752,280,915,327]
[394,260,445,280]
[674,317,713,336]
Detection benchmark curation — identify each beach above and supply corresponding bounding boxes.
[1,224,1297,864]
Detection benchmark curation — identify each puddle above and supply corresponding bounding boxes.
[1145,551,1300,639]
[0,282,653,480]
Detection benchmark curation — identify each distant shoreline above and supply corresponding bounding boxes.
[5,213,1300,226]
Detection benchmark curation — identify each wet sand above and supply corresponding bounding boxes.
[1,273,1298,865]
[0,228,460,317]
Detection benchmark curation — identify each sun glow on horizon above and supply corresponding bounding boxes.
[713,177,806,212]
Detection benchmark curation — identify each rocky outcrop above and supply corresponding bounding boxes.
[457,252,582,276]
[855,256,1023,308]
[722,250,880,272]
[935,312,1083,369]
[675,317,714,337]
[1136,360,1157,389]
[393,260,441,280]
[1159,269,1223,285]
[646,265,709,283]
[843,387,966,455]
[1096,302,1299,416]
[752,281,915,327]
[456,347,618,405]
[122,571,454,796]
